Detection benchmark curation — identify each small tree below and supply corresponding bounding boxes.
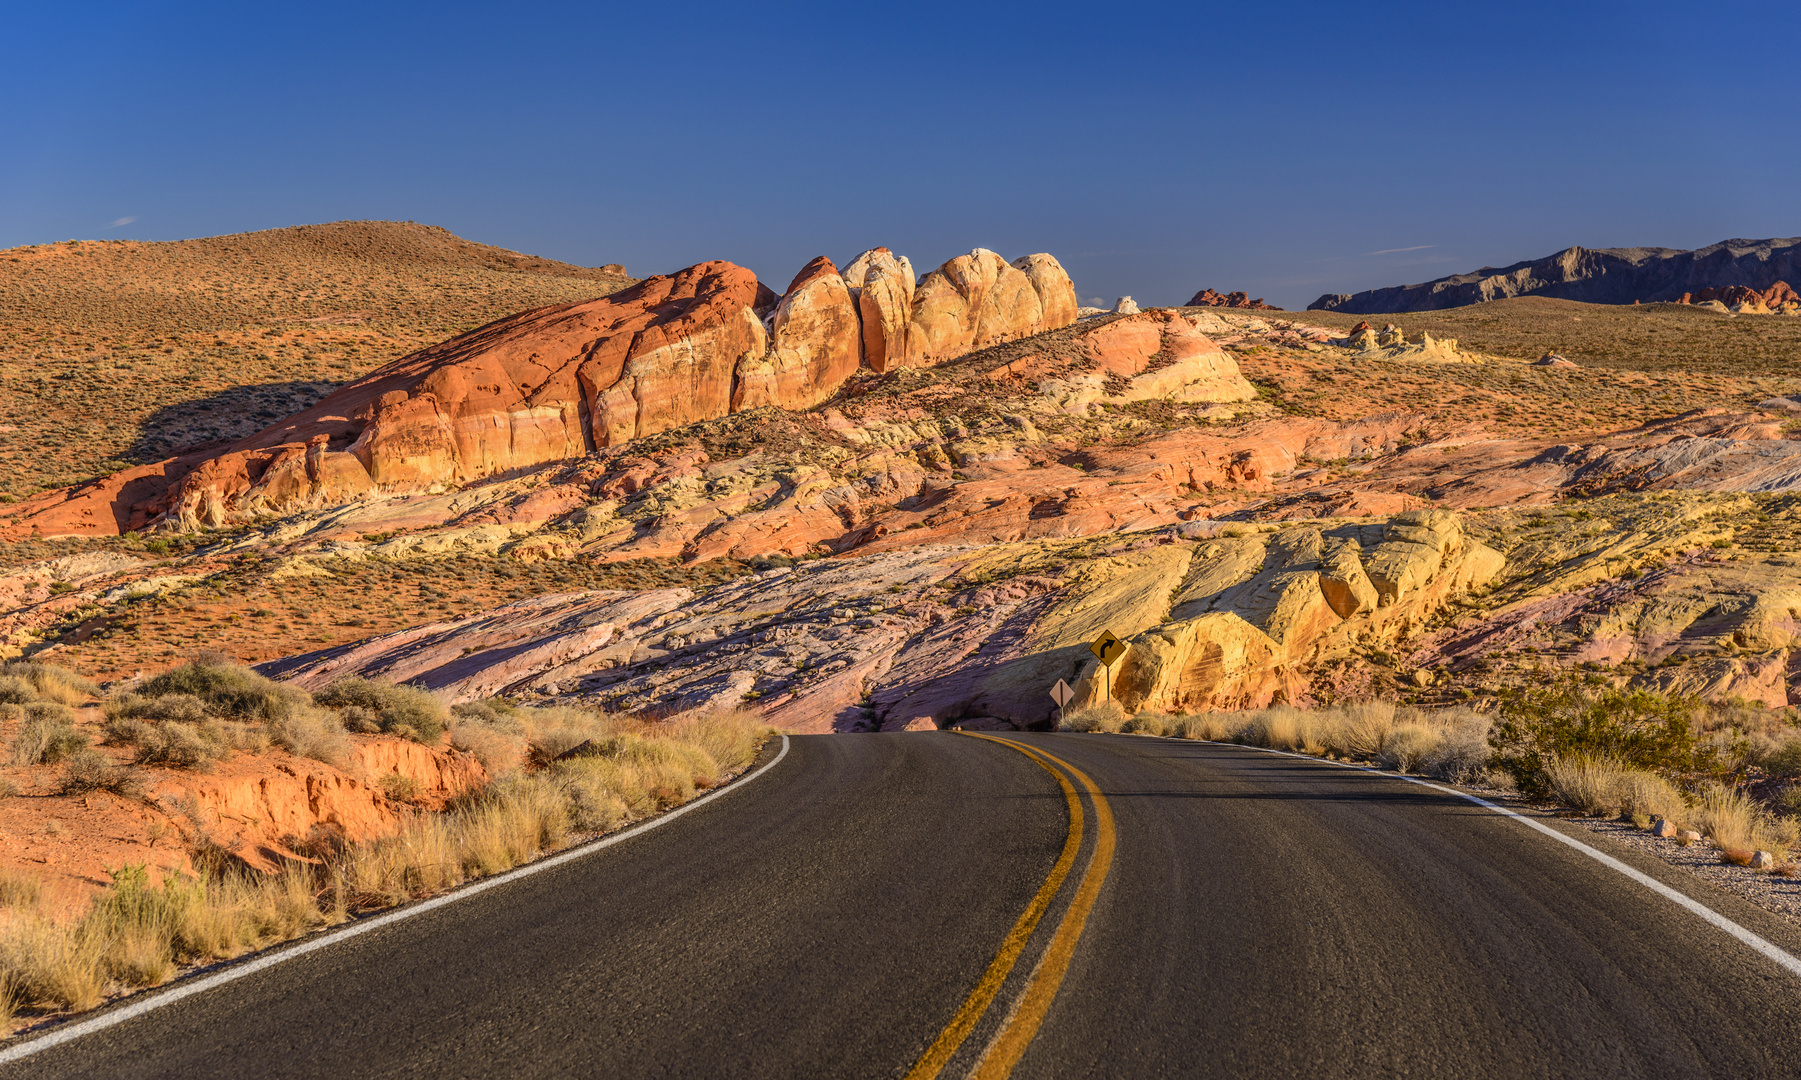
[1490,678,1705,800]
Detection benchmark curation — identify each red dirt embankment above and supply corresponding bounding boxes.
[0,713,485,920]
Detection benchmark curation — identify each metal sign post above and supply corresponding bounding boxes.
[1048,678,1075,725]
[1089,630,1127,703]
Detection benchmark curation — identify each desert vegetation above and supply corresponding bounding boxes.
[1064,679,1801,867]
[0,656,770,1030]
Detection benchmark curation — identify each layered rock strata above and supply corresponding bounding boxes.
[260,510,1504,733]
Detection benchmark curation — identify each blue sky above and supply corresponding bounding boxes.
[2,1,1796,309]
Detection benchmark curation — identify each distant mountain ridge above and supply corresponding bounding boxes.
[1310,236,1801,314]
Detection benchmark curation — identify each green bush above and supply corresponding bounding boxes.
[1490,680,1710,801]
[139,654,307,723]
[1762,735,1801,778]
[314,678,447,743]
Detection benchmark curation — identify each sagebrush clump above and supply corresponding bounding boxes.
[314,677,447,743]
[106,656,348,768]
[10,702,89,766]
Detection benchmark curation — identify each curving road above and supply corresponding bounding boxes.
[8,732,1801,1078]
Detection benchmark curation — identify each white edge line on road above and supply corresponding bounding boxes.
[0,734,793,1066]
[1211,739,1801,979]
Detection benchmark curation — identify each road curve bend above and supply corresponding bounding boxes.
[7,732,1801,1079]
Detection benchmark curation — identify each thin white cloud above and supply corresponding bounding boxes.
[1365,244,1434,256]
[106,216,137,228]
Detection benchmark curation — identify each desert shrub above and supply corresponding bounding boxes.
[103,693,267,769]
[1544,755,1629,817]
[1615,768,1689,825]
[337,705,381,734]
[1121,711,1174,737]
[1380,723,1440,772]
[513,704,619,763]
[1057,701,1127,733]
[129,721,228,768]
[0,777,17,799]
[1419,717,1493,784]
[0,661,99,705]
[1490,681,1708,801]
[450,700,508,725]
[59,750,143,797]
[378,773,423,803]
[0,912,104,1011]
[1759,734,1801,778]
[0,675,35,705]
[1239,706,1308,752]
[1691,781,1798,860]
[1328,701,1397,760]
[449,721,526,774]
[1170,713,1235,741]
[11,702,89,765]
[139,654,307,723]
[314,678,446,743]
[105,692,210,729]
[656,708,766,775]
[267,707,352,769]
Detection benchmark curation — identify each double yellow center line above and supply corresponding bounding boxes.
[905,734,1117,1080]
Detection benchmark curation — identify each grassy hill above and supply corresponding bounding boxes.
[0,221,633,498]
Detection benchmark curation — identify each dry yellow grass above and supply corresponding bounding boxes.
[1691,782,1801,862]
[0,705,770,1029]
[1079,701,1497,787]
[1542,755,1689,826]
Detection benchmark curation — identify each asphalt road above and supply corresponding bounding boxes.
[10,732,1801,1079]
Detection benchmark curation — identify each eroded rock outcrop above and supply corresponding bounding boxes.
[1093,510,1504,714]
[262,510,1503,733]
[1311,237,1801,313]
[1678,282,1800,314]
[1187,288,1280,311]
[846,248,917,374]
[7,245,1079,535]
[902,249,1049,368]
[160,260,772,530]
[733,257,858,412]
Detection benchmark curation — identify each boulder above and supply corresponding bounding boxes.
[1114,296,1140,315]
[1652,818,1677,838]
[1364,510,1464,606]
[852,249,917,374]
[1751,850,1776,870]
[901,249,1045,368]
[1011,253,1080,330]
[734,256,860,412]
[1318,539,1379,619]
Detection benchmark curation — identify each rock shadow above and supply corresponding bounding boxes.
[124,379,344,464]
